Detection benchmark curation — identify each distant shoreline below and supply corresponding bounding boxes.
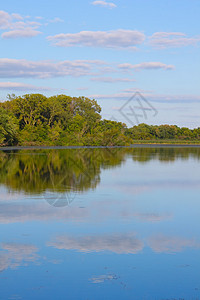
[1,144,200,151]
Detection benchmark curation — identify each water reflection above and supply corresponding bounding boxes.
[0,147,200,196]
[47,234,144,254]
[0,149,101,194]
[47,233,200,254]
[0,147,200,299]
[133,212,171,222]
[89,274,120,284]
[0,198,174,224]
[148,235,200,253]
[0,243,39,272]
[0,232,199,274]
[131,146,200,162]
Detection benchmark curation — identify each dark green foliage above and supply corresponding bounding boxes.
[0,93,199,146]
[0,107,19,145]
[127,123,200,142]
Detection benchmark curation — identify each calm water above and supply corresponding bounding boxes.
[0,147,200,300]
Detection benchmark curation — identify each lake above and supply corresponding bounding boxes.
[0,147,200,300]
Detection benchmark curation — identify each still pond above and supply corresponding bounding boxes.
[0,147,200,300]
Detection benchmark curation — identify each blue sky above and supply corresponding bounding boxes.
[0,0,200,127]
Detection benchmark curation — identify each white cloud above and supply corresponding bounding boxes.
[2,28,42,39]
[47,29,145,49]
[76,87,89,91]
[118,63,134,70]
[91,77,135,83]
[150,32,200,49]
[134,62,174,70]
[35,16,43,20]
[90,91,200,103]
[0,10,42,39]
[90,89,152,100]
[48,234,143,254]
[118,62,174,70]
[13,21,41,29]
[0,58,106,78]
[48,17,64,23]
[0,10,11,29]
[92,1,117,8]
[0,82,51,91]
[11,13,24,20]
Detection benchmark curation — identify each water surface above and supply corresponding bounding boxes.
[0,147,200,300]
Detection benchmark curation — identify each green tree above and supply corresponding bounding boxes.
[0,107,19,145]
[11,94,48,129]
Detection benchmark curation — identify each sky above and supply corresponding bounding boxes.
[0,0,200,128]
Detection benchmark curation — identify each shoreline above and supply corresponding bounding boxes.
[1,144,200,151]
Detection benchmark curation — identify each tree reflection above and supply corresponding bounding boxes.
[0,147,199,195]
[0,148,126,195]
[130,147,200,162]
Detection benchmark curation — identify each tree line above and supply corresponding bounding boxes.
[0,93,200,146]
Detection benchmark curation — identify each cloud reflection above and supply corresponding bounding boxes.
[90,274,119,283]
[0,203,89,224]
[0,199,172,225]
[0,243,39,272]
[47,234,143,254]
[47,233,200,255]
[134,213,171,222]
[148,235,200,253]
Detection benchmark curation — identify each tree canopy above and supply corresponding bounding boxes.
[0,93,199,146]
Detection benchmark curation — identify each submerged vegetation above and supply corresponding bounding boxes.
[0,93,200,146]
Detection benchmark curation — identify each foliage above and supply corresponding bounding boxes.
[0,94,200,146]
[126,123,200,142]
[0,107,19,145]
